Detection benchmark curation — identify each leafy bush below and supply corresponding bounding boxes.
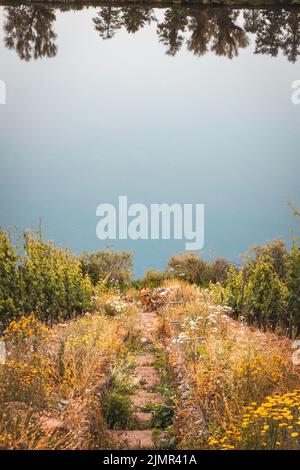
[0,229,19,323]
[168,253,230,286]
[164,287,299,449]
[286,215,300,337]
[103,392,133,429]
[137,269,169,289]
[21,232,92,323]
[81,249,133,288]
[152,403,174,429]
[246,257,288,331]
[245,239,288,279]
[0,230,93,326]
[168,253,210,285]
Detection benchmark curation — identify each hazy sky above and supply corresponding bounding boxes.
[0,7,299,275]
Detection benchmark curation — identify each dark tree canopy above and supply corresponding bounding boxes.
[3,5,300,62]
[4,6,57,61]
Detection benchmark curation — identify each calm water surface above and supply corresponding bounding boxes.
[0,5,299,275]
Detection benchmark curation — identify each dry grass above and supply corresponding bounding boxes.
[162,283,300,449]
[0,298,139,449]
[162,279,200,304]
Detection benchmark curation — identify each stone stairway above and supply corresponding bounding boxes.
[111,311,164,449]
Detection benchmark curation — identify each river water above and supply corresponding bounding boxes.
[0,4,299,275]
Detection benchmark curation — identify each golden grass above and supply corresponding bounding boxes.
[161,283,300,449]
[0,299,139,449]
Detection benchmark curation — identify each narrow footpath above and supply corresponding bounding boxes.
[111,310,165,449]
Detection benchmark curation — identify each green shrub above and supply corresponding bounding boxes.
[21,232,92,323]
[0,229,93,326]
[81,249,133,287]
[103,392,133,429]
[152,403,174,429]
[0,229,19,325]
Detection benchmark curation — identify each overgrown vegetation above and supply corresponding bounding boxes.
[152,353,176,430]
[0,209,299,450]
[0,299,139,449]
[137,210,300,338]
[81,249,133,288]
[133,254,231,290]
[162,281,300,450]
[218,214,300,337]
[103,392,133,430]
[0,230,92,327]
[102,354,137,430]
[0,228,135,328]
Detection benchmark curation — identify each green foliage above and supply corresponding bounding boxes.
[135,261,230,305]
[0,229,19,323]
[103,392,133,429]
[246,257,288,330]
[152,352,175,429]
[81,249,133,288]
[245,239,288,279]
[208,281,229,306]
[0,229,92,326]
[286,211,300,337]
[168,253,230,286]
[152,403,174,429]
[221,225,300,336]
[168,253,209,285]
[154,432,177,450]
[225,267,244,317]
[20,232,92,323]
[132,269,169,289]
[209,258,231,283]
[225,258,288,331]
[94,275,110,297]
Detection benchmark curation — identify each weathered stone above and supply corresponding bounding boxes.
[132,391,162,409]
[111,430,153,449]
[133,412,153,424]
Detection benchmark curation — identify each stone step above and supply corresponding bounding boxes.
[135,366,160,389]
[111,430,153,449]
[132,391,162,409]
[136,354,157,366]
[134,411,153,424]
